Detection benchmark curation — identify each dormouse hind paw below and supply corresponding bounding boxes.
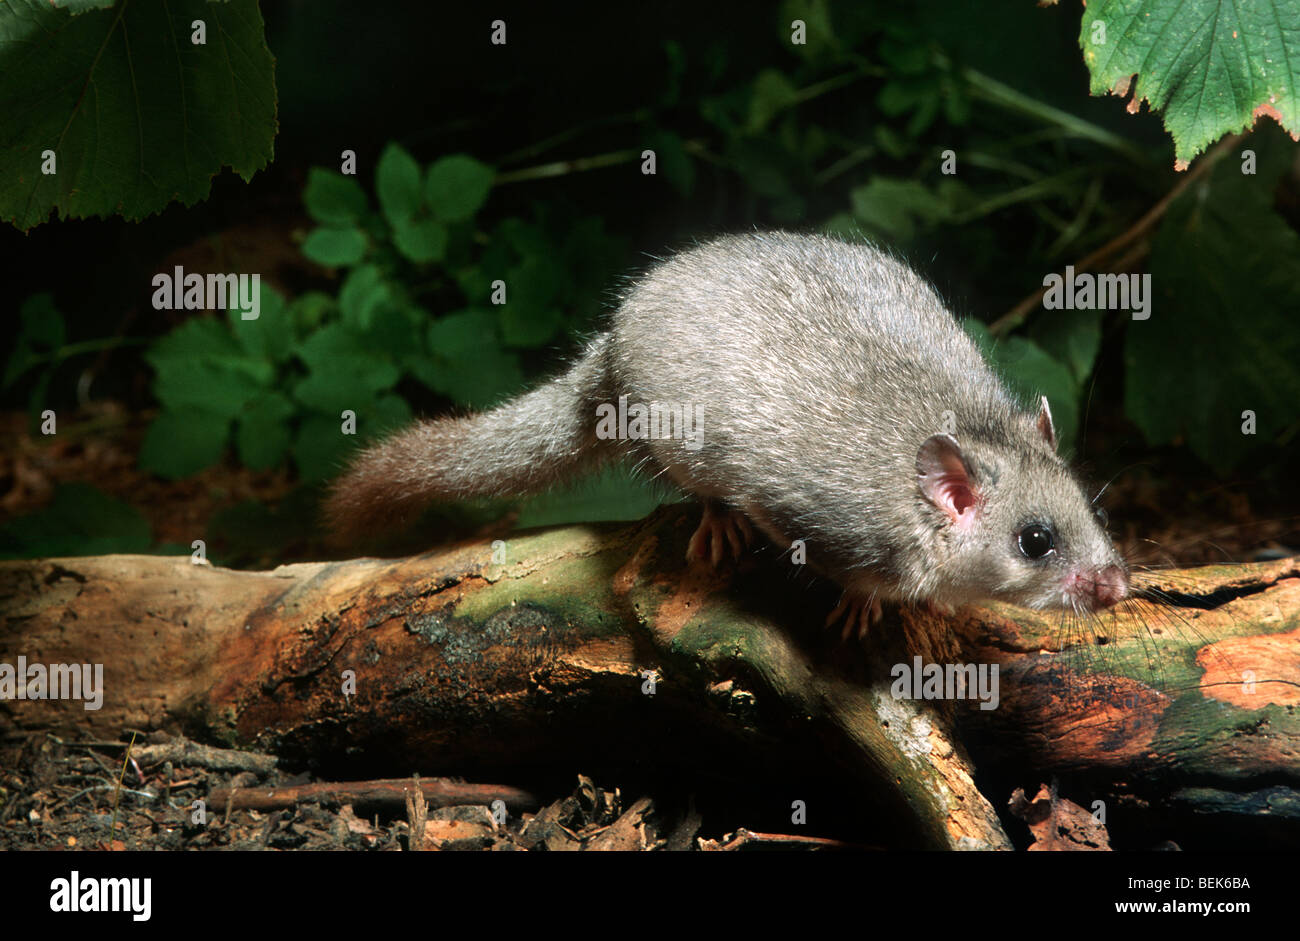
[686,501,754,567]
[825,592,884,644]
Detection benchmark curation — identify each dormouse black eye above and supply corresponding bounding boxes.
[1094,507,1108,528]
[1018,524,1055,559]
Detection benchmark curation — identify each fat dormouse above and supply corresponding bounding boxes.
[326,232,1129,621]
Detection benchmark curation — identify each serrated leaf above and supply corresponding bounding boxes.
[375,143,423,226]
[425,155,494,222]
[0,0,276,230]
[152,358,270,418]
[303,168,369,225]
[292,325,399,414]
[228,281,292,362]
[1082,0,1300,167]
[139,409,231,478]
[149,319,243,362]
[302,226,368,267]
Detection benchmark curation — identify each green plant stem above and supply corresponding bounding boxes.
[950,167,1093,223]
[958,64,1151,164]
[987,132,1241,335]
[497,109,653,167]
[110,730,137,841]
[1046,176,1104,256]
[494,149,641,184]
[35,336,149,365]
[959,151,1046,182]
[816,145,878,185]
[790,70,864,106]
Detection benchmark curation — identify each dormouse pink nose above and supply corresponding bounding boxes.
[1090,565,1129,609]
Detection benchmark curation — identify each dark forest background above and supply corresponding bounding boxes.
[2,0,1297,569]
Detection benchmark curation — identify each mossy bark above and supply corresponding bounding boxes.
[2,506,1296,849]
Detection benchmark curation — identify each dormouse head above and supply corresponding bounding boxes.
[915,397,1128,611]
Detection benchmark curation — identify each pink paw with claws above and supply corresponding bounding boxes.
[825,592,883,643]
[686,503,754,566]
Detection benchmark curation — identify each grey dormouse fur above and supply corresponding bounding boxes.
[326,231,1129,613]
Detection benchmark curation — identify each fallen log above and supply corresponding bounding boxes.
[1,505,1297,849]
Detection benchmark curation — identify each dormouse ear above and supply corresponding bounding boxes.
[1035,395,1057,451]
[916,434,980,529]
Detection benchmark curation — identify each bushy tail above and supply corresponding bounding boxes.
[325,333,614,544]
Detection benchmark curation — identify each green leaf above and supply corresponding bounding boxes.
[288,291,336,331]
[228,281,292,362]
[363,304,423,360]
[964,321,1081,452]
[421,314,524,408]
[235,391,295,469]
[1125,132,1300,472]
[1081,0,1300,167]
[500,256,565,347]
[0,0,276,230]
[375,143,423,226]
[19,293,65,349]
[148,318,242,362]
[747,69,799,133]
[147,320,274,418]
[990,337,1080,451]
[303,168,369,225]
[645,130,695,196]
[365,393,413,438]
[501,305,564,348]
[302,226,368,267]
[425,155,495,222]
[426,308,498,356]
[850,178,950,241]
[292,414,354,483]
[338,265,392,330]
[151,358,270,418]
[392,217,449,264]
[293,367,399,415]
[4,293,66,387]
[3,348,41,390]
[780,0,837,62]
[139,408,232,478]
[1030,308,1102,386]
[0,483,151,560]
[293,325,400,414]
